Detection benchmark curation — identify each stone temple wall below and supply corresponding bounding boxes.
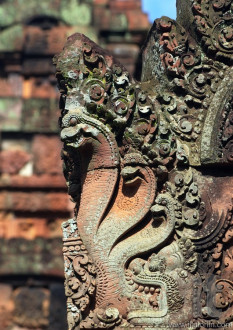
[55,0,233,328]
[0,0,150,328]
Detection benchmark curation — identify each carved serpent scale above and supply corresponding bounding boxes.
[54,0,233,328]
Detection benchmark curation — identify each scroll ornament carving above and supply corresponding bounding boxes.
[62,219,96,328]
[192,0,233,60]
[54,0,233,328]
[218,96,233,162]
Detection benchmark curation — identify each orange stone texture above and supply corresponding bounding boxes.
[0,0,150,329]
[54,0,233,328]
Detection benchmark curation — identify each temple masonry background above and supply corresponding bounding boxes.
[0,0,150,329]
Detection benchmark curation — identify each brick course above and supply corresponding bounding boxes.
[0,0,149,328]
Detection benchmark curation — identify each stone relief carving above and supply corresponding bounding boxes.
[54,0,233,328]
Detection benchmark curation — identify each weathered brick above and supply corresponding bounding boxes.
[0,74,23,97]
[0,24,24,52]
[126,10,149,30]
[22,58,55,76]
[23,77,58,99]
[32,135,63,174]
[106,43,140,74]
[13,287,50,328]
[0,174,66,189]
[94,0,109,5]
[109,0,141,10]
[4,218,47,240]
[22,99,60,133]
[0,1,150,328]
[0,149,31,175]
[0,215,65,240]
[0,192,72,213]
[24,26,69,55]
[0,237,64,276]
[0,284,14,329]
[0,98,22,131]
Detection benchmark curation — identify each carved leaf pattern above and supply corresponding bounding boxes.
[54,0,233,328]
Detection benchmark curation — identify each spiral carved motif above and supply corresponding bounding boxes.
[55,1,233,328]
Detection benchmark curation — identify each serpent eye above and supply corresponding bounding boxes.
[69,117,78,126]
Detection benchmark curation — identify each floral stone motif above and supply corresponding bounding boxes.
[54,0,233,328]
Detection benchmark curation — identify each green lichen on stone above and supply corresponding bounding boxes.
[0,0,59,27]
[61,0,91,26]
[0,0,16,27]
[22,99,59,133]
[0,238,63,275]
[0,0,92,28]
[0,98,22,131]
[110,13,128,31]
[0,24,23,51]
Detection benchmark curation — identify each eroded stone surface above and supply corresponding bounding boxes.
[55,0,233,328]
[0,1,150,328]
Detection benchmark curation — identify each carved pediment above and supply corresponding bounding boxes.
[54,0,233,328]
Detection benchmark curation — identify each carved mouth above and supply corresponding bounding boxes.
[124,175,143,185]
[61,125,98,148]
[65,134,85,148]
[121,166,146,185]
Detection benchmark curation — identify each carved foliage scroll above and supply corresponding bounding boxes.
[55,0,233,328]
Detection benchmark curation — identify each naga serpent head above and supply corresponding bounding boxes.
[61,110,101,149]
[121,152,148,186]
[54,33,164,173]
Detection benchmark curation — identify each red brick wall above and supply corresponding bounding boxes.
[0,0,149,328]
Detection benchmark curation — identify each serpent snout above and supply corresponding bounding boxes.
[60,126,82,141]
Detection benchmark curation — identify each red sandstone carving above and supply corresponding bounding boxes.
[0,1,149,327]
[55,0,233,328]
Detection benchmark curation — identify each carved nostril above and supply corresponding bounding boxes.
[69,117,78,126]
